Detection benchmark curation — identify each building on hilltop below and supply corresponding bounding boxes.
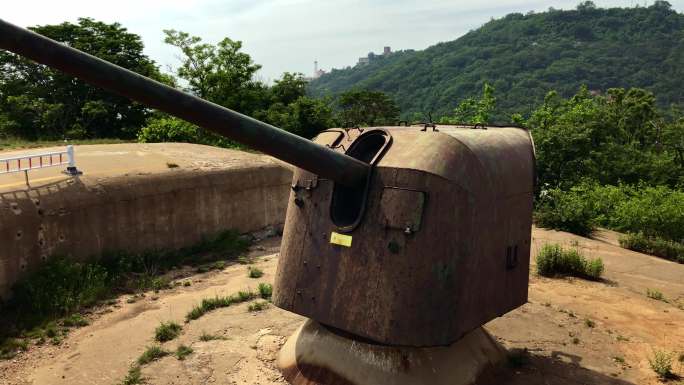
[357,46,392,66]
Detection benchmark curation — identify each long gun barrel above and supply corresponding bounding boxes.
[0,19,370,187]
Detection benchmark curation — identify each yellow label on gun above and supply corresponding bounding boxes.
[330,232,352,247]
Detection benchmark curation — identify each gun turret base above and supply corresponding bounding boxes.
[277,319,505,385]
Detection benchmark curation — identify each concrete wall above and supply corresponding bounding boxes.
[0,162,293,300]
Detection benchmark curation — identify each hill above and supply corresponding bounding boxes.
[309,2,684,122]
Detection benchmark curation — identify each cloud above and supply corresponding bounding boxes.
[4,0,684,81]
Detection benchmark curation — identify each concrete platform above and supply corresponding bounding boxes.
[0,143,293,299]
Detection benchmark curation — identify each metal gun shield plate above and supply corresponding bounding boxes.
[273,125,535,347]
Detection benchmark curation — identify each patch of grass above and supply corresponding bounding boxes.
[258,283,273,300]
[237,255,253,265]
[62,314,89,327]
[137,345,169,365]
[213,261,226,270]
[646,288,667,302]
[613,355,626,364]
[648,350,674,380]
[248,266,264,279]
[120,365,144,385]
[182,281,192,287]
[0,229,250,353]
[584,319,596,328]
[536,243,604,280]
[175,345,193,360]
[166,162,179,168]
[248,301,269,312]
[619,233,684,264]
[185,291,257,322]
[154,321,182,342]
[0,338,29,360]
[199,331,225,341]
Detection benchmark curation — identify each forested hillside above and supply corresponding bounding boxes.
[309,2,684,122]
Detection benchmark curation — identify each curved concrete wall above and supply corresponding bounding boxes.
[0,144,293,300]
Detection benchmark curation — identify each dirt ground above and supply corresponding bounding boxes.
[1,227,683,385]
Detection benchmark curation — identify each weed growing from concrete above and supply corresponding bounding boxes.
[248,301,269,312]
[182,281,192,287]
[175,345,193,360]
[536,243,604,280]
[613,356,626,364]
[155,321,182,342]
[646,288,667,302]
[137,345,169,365]
[649,350,674,380]
[248,266,264,278]
[258,283,273,300]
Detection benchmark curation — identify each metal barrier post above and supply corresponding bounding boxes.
[64,145,82,176]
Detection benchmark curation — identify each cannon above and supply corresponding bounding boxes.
[0,19,535,384]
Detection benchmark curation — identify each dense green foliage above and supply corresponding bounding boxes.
[619,233,684,263]
[534,182,684,241]
[0,18,166,140]
[536,243,604,280]
[309,3,684,122]
[337,90,400,126]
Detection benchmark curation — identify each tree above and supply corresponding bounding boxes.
[163,30,265,116]
[271,72,307,105]
[337,90,400,126]
[0,18,163,140]
[444,83,496,125]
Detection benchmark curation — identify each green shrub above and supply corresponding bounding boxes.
[120,365,143,385]
[137,117,200,144]
[248,266,264,278]
[648,350,674,380]
[258,283,273,300]
[534,185,596,236]
[646,288,667,302]
[154,321,182,342]
[12,258,109,319]
[62,314,89,327]
[619,233,684,263]
[536,243,604,280]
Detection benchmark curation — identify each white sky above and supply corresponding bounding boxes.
[4,1,683,82]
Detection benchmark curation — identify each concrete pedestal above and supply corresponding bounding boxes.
[277,319,506,385]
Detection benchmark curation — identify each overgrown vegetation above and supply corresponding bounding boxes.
[0,229,249,359]
[120,366,143,385]
[536,243,604,280]
[620,233,684,264]
[154,321,182,342]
